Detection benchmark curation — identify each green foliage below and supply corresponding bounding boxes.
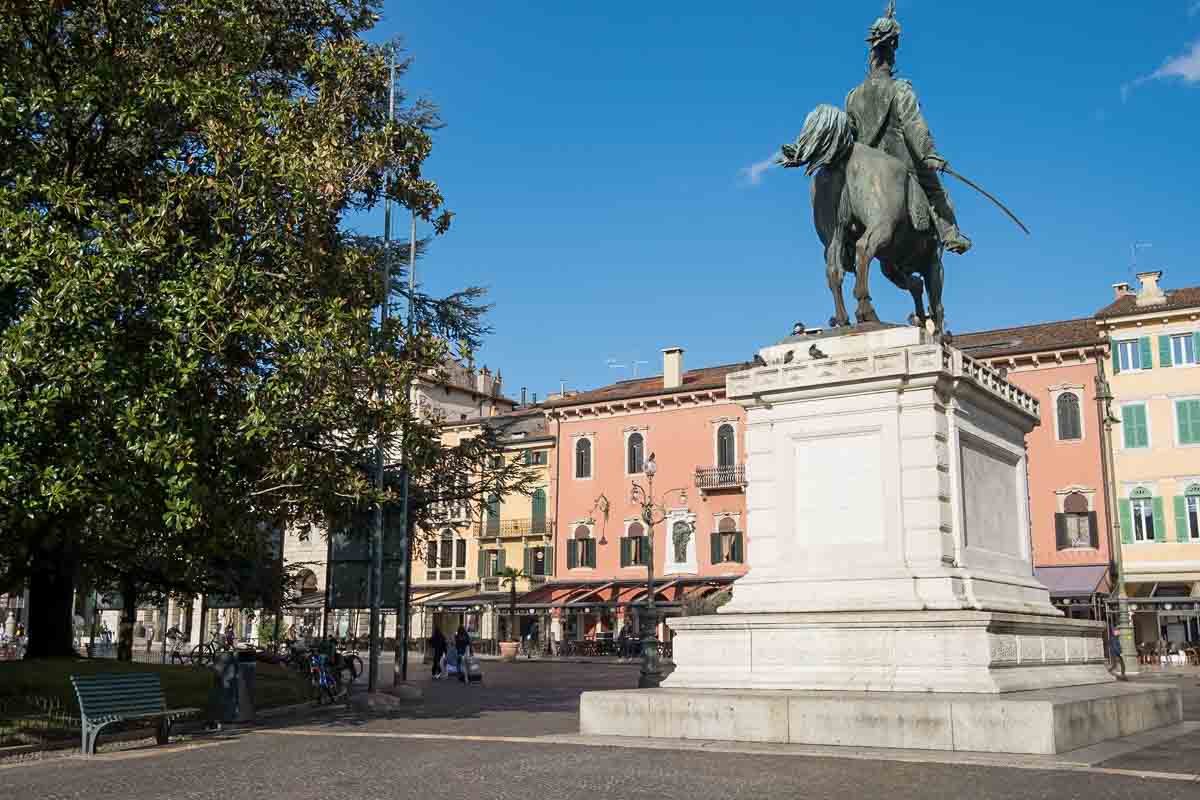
[0,0,492,651]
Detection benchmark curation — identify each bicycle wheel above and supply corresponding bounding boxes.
[189,644,209,665]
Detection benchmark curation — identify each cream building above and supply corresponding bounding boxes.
[1097,271,1200,647]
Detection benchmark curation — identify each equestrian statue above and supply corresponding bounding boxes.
[779,2,1026,336]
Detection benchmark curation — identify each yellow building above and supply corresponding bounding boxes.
[1098,271,1200,647]
[412,406,556,646]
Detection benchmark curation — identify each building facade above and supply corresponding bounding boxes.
[955,319,1113,619]
[1096,272,1200,648]
[532,348,751,646]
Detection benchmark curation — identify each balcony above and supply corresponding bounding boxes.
[482,574,548,593]
[694,465,746,491]
[484,518,555,538]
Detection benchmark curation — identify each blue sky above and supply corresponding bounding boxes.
[353,2,1200,400]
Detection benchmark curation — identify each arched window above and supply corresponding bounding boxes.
[1056,393,1082,441]
[439,528,454,570]
[575,438,591,479]
[717,424,735,468]
[298,569,319,596]
[1057,492,1093,549]
[569,525,596,568]
[627,432,644,474]
[623,522,647,567]
[713,517,744,564]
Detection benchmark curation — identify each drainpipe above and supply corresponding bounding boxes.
[1095,347,1137,674]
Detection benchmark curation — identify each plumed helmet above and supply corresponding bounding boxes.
[866,0,901,49]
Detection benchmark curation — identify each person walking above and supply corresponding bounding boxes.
[429,627,447,680]
[454,626,471,683]
[525,621,539,659]
[1108,625,1127,680]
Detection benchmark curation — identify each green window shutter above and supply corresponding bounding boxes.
[1122,405,1148,448]
[1174,496,1189,543]
[566,540,578,569]
[1159,336,1173,368]
[1087,511,1099,549]
[584,538,596,568]
[477,549,486,578]
[620,538,630,568]
[1180,400,1200,445]
[1139,337,1153,369]
[711,531,722,564]
[733,532,744,563]
[1193,332,1200,362]
[531,489,547,531]
[1054,513,1068,550]
[545,546,554,576]
[1152,497,1166,542]
[497,549,506,571]
[523,548,533,574]
[1112,348,1121,375]
[1118,500,1133,544]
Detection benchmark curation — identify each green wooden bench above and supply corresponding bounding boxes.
[69,673,200,755]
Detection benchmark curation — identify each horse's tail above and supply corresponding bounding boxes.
[779,104,856,176]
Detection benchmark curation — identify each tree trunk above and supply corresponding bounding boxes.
[117,579,138,662]
[23,554,78,659]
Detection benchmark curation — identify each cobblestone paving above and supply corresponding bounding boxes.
[6,660,1200,799]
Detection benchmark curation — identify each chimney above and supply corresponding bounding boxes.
[1111,282,1133,301]
[520,387,527,406]
[1135,270,1166,307]
[492,370,502,397]
[477,366,491,395]
[532,392,538,404]
[662,347,684,389]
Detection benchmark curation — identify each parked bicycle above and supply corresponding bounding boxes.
[189,629,232,666]
[309,652,351,704]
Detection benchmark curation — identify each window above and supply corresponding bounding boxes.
[1176,400,1200,446]
[523,449,547,466]
[1175,486,1200,543]
[575,438,592,479]
[1115,338,1151,372]
[567,525,596,569]
[485,494,500,535]
[1129,488,1157,543]
[1056,393,1082,441]
[298,570,319,596]
[627,432,644,474]
[622,522,648,567]
[1122,404,1149,449]
[480,549,502,578]
[712,517,745,563]
[1056,492,1096,549]
[717,424,736,469]
[1163,333,1198,367]
[531,488,547,533]
[489,455,504,470]
[524,546,549,576]
[455,539,467,569]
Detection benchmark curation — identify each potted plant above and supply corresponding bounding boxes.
[497,567,525,662]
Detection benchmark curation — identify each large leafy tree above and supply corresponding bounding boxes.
[0,0,473,657]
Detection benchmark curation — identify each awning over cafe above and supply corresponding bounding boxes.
[1034,565,1110,598]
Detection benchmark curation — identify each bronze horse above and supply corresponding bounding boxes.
[780,104,944,335]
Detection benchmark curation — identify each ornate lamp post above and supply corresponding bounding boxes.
[628,453,691,688]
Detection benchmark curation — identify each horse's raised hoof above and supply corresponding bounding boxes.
[829,316,849,328]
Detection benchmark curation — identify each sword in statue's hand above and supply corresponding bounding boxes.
[938,163,1031,236]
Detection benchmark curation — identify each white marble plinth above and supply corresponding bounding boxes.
[662,611,1113,693]
[579,682,1182,755]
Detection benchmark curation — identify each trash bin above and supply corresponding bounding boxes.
[235,650,256,722]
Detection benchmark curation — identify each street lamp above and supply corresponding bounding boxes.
[628,453,690,688]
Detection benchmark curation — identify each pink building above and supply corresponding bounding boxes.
[956,319,1113,619]
[528,348,750,645]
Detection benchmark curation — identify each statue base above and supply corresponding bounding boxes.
[579,324,1181,753]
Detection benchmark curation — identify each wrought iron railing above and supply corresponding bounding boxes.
[485,518,555,537]
[694,465,746,490]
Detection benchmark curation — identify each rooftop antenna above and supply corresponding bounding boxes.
[1131,241,1152,275]
[606,358,627,379]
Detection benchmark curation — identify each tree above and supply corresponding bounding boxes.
[497,566,525,642]
[0,1,469,657]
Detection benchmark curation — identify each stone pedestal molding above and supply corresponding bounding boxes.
[582,324,1181,752]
